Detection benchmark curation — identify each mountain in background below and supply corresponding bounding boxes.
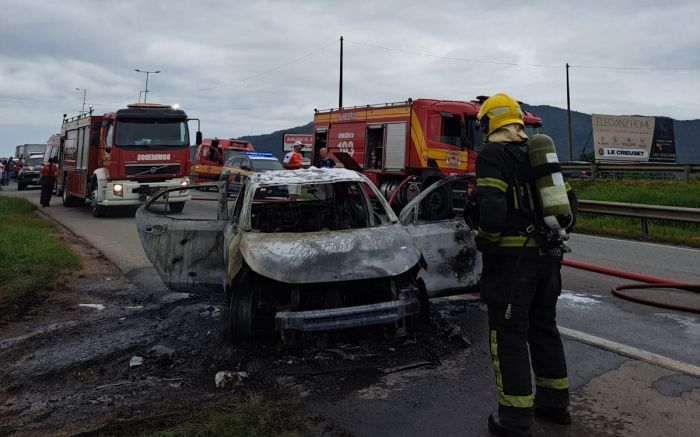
[239,105,700,164]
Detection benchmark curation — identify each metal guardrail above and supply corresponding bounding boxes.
[561,163,700,181]
[578,200,700,234]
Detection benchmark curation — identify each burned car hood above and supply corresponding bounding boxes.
[240,225,421,284]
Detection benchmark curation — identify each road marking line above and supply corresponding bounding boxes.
[559,326,700,377]
[572,233,699,253]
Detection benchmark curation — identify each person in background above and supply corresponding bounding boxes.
[283,141,304,201]
[4,157,14,184]
[0,160,5,185]
[40,157,58,207]
[315,147,335,168]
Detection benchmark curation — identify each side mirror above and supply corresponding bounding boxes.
[196,131,202,146]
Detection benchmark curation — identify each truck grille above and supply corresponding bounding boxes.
[125,164,181,176]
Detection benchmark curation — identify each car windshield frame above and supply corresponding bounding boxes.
[250,158,283,171]
[115,119,189,149]
[25,157,44,166]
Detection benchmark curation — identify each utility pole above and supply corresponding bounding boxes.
[75,88,87,115]
[134,69,160,103]
[566,63,573,161]
[339,36,343,108]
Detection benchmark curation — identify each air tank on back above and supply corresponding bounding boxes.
[527,134,573,231]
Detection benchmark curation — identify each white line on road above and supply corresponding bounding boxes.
[572,233,699,253]
[559,326,700,377]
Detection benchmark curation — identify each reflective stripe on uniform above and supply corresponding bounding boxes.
[497,235,538,248]
[535,376,569,390]
[478,228,501,242]
[490,330,534,408]
[476,177,508,193]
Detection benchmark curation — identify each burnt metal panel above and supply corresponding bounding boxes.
[135,206,226,293]
[405,219,481,297]
[240,225,421,284]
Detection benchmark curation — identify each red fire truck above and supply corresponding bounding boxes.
[312,97,542,218]
[190,138,255,183]
[57,103,200,217]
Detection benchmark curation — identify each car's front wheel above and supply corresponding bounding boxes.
[228,273,259,344]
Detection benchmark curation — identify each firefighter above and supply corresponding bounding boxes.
[472,93,576,437]
[40,157,58,207]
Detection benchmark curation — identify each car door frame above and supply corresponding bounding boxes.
[135,182,229,293]
[399,175,482,298]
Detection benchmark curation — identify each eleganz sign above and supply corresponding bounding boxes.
[592,114,676,163]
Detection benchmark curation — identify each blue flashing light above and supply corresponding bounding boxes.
[244,152,274,157]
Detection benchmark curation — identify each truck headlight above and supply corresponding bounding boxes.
[180,180,189,187]
[113,184,123,197]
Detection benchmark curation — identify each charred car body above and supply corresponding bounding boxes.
[136,168,481,343]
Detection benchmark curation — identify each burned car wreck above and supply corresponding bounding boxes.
[136,168,481,343]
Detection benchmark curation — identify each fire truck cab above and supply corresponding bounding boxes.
[191,138,255,183]
[312,97,542,219]
[57,103,199,217]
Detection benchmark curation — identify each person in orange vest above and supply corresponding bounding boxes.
[40,157,58,207]
[283,141,304,200]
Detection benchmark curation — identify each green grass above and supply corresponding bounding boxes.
[0,196,80,314]
[141,395,302,437]
[569,179,700,247]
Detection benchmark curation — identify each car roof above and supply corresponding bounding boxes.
[28,153,44,158]
[250,167,363,187]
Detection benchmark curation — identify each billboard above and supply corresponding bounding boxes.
[592,114,676,163]
[282,133,313,152]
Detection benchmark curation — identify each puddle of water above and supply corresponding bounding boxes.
[79,304,106,311]
[559,290,600,306]
[655,313,700,337]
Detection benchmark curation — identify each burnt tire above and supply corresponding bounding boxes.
[167,202,186,213]
[228,275,258,345]
[420,184,452,220]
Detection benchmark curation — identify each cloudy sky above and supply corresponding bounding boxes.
[1,0,698,157]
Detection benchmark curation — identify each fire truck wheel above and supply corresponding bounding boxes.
[167,202,186,213]
[90,187,107,218]
[420,184,452,220]
[62,182,75,207]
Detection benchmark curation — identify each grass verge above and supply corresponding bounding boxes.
[569,179,700,248]
[0,196,80,314]
[140,395,302,437]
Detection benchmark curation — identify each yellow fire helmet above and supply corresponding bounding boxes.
[477,93,524,137]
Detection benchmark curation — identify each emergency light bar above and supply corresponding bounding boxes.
[244,152,274,157]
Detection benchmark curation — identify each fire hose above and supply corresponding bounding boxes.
[562,259,700,314]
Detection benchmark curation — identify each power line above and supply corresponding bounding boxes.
[348,39,700,71]
[160,39,339,95]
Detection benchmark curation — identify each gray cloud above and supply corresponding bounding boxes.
[1,0,698,156]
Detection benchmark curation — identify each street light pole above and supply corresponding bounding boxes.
[75,87,87,115]
[134,69,161,103]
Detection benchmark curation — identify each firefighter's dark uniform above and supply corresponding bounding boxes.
[474,138,576,431]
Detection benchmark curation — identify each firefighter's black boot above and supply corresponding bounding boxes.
[488,413,532,437]
[534,406,572,425]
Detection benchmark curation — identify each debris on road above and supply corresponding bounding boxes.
[78,303,106,311]
[215,371,249,389]
[129,356,144,368]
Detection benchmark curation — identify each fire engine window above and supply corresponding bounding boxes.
[430,112,465,148]
[105,124,114,149]
[115,120,188,148]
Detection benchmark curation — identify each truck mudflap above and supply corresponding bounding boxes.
[275,298,420,332]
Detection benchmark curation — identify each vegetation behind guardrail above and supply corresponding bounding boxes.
[569,179,700,247]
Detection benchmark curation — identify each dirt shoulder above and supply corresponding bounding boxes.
[0,219,472,437]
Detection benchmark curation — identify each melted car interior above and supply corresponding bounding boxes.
[250,181,379,232]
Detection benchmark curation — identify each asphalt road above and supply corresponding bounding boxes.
[3,184,700,436]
